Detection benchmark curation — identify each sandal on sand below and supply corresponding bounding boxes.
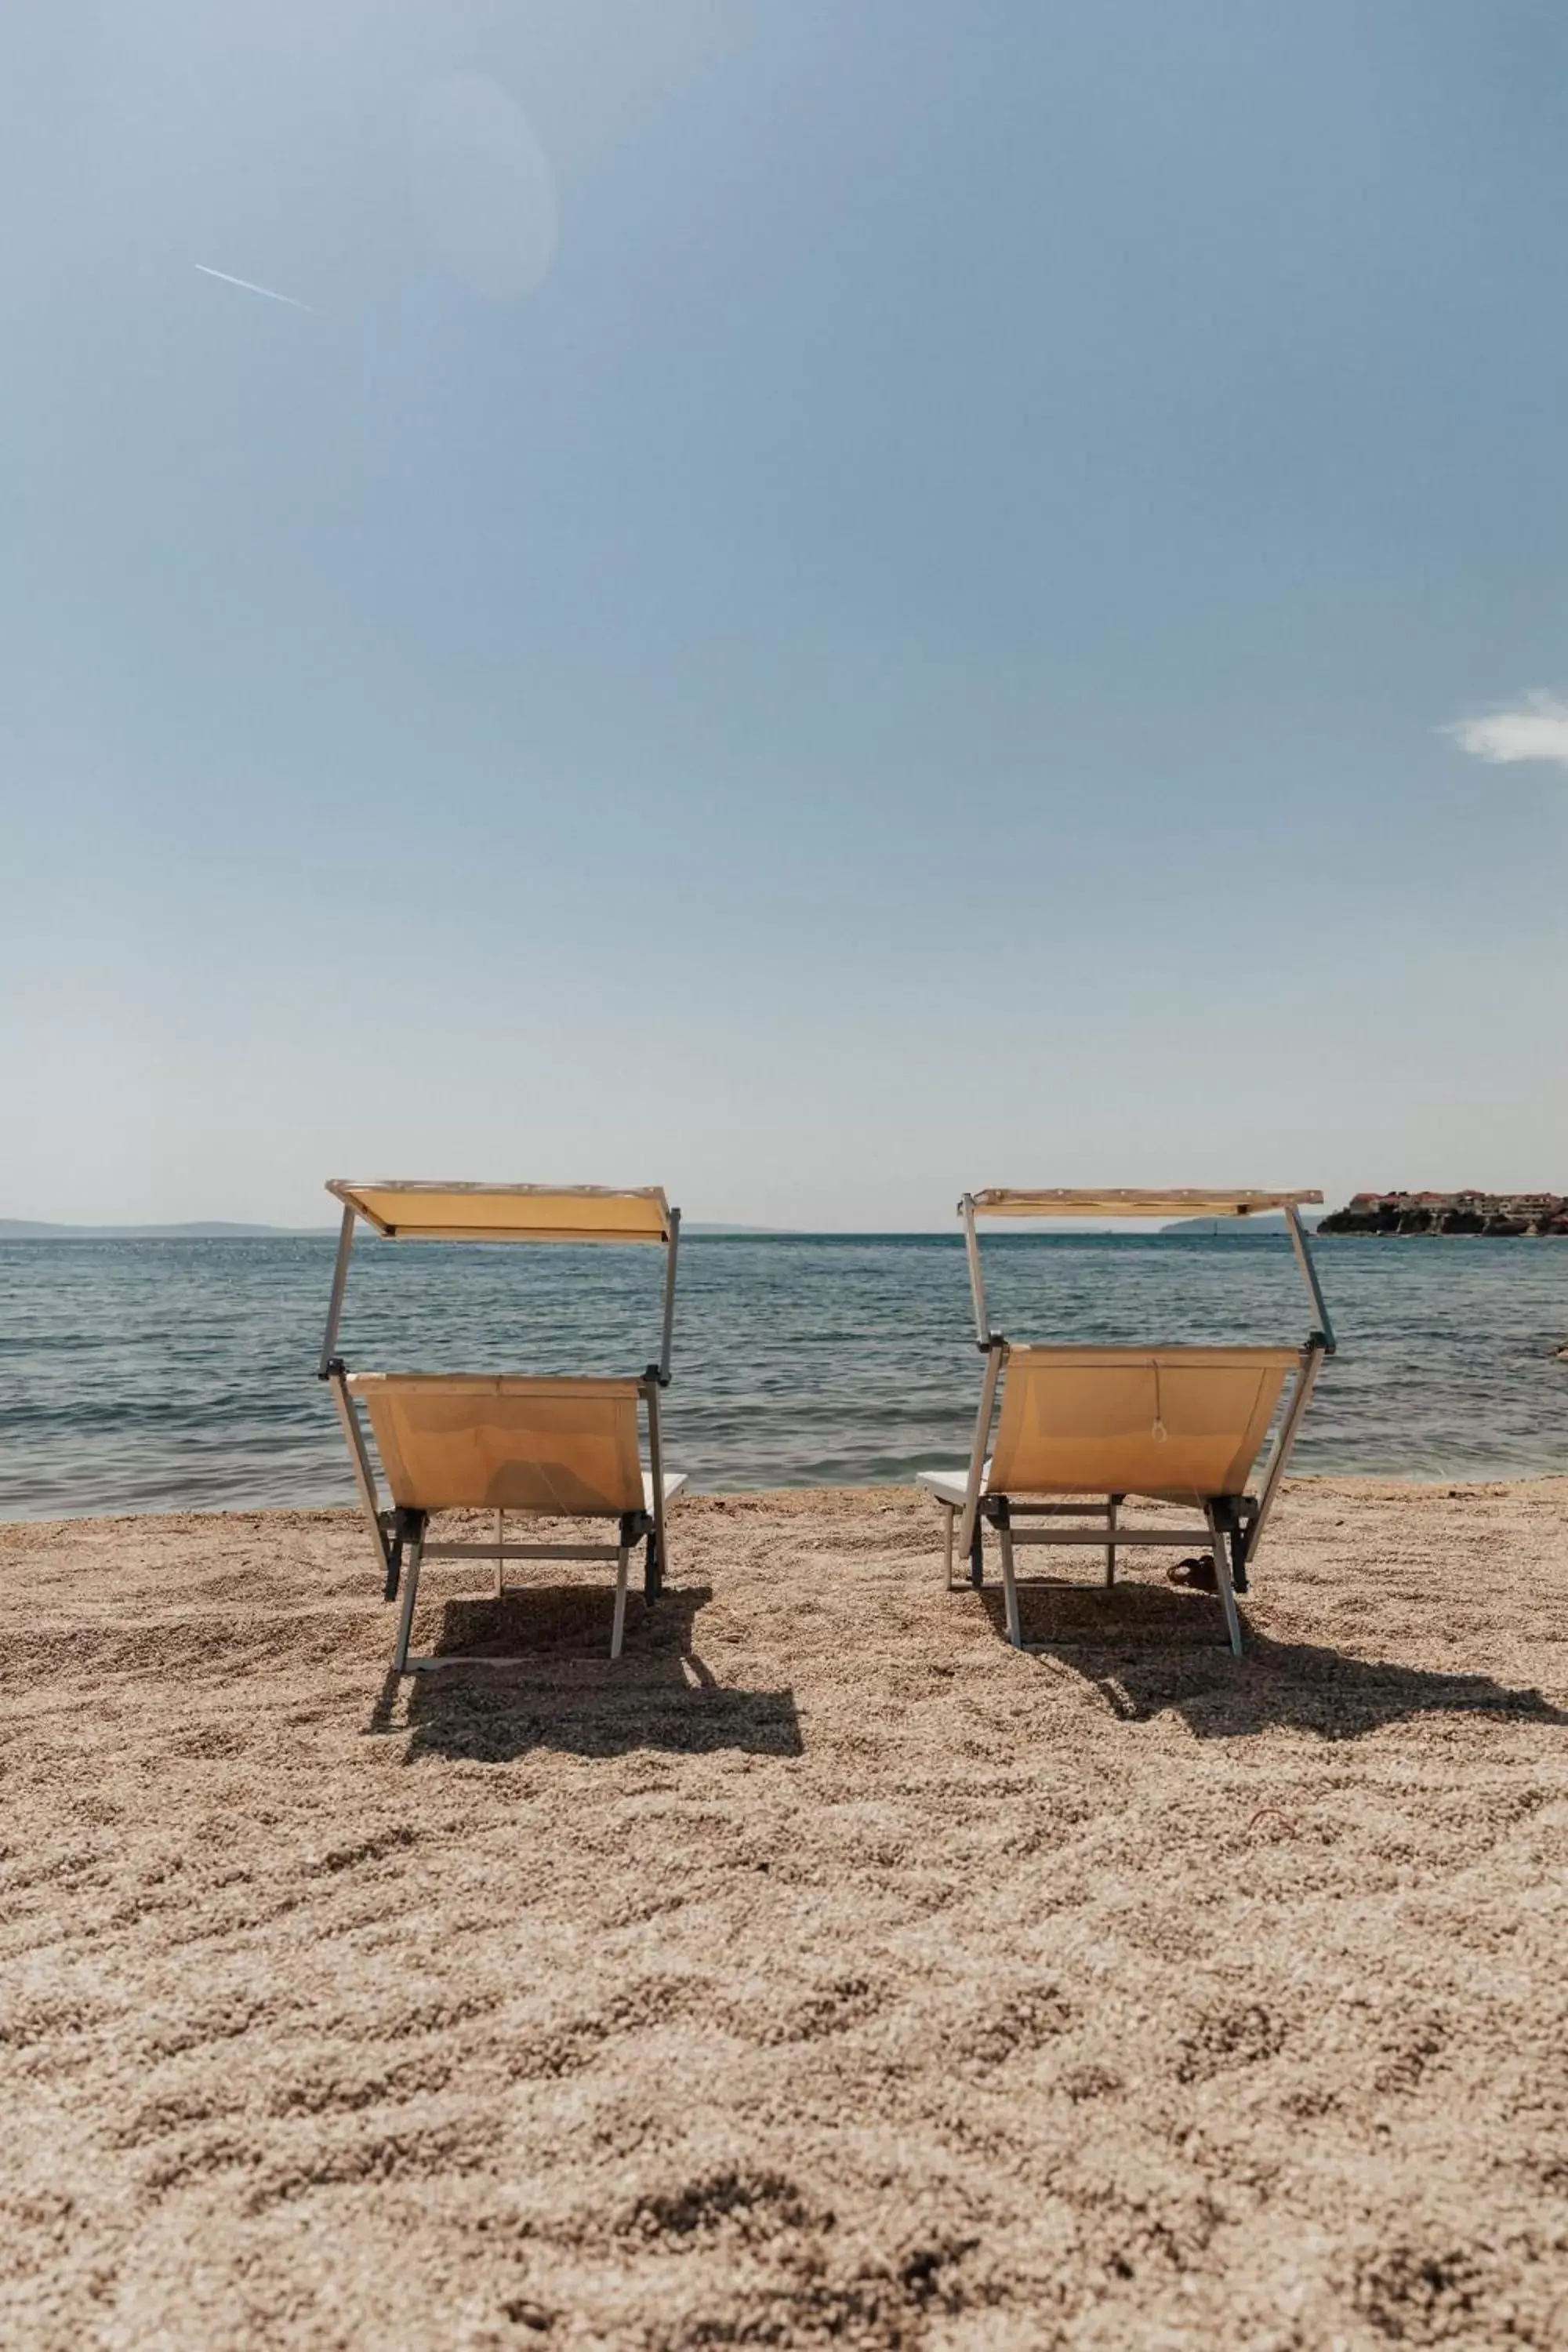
[1167,1556,1217,1592]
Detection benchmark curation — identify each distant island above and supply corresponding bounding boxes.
[1319,1192,1568,1237]
[681,1224,783,1236]
[1160,1211,1323,1236]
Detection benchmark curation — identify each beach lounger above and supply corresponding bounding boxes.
[918,1190,1334,1655]
[317,1181,687,1671]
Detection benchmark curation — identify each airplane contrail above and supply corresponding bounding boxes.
[194,263,312,311]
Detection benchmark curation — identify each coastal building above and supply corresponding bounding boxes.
[1323,1192,1568,1236]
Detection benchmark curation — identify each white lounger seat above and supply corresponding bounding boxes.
[917,1467,984,1511]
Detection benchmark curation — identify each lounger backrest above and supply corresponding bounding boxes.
[347,1375,645,1514]
[988,1346,1298,1501]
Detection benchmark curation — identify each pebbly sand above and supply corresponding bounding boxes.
[3,1480,1566,2350]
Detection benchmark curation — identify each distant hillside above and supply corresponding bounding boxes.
[682,1223,785,1236]
[1160,1212,1323,1236]
[0,1220,335,1240]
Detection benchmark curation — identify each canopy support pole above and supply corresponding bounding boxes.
[327,1366,390,1580]
[957,1339,1005,1563]
[1250,1339,1325,1555]
[318,1204,358,1375]
[644,1381,668,1602]
[1284,1203,1334,1352]
[961,1193,989,1345]
[657,1210,681,1384]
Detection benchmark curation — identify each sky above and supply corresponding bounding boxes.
[3,0,1566,1229]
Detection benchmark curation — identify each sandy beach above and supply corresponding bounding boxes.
[3,1479,1566,2350]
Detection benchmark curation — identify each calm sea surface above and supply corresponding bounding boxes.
[2,1234,1565,1518]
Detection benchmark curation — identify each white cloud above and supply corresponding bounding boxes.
[1442,689,1568,770]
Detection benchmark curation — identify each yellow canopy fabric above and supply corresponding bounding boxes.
[328,1180,673,1244]
[969,1189,1322,1221]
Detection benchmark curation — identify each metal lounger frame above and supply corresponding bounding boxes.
[937,1195,1334,1657]
[318,1192,681,1671]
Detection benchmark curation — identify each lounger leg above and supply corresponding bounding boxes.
[1105,1494,1120,1588]
[1206,1504,1243,1657]
[495,1511,504,1599]
[969,1516,985,1589]
[611,1543,631,1660]
[1230,1507,1252,1595]
[942,1505,955,1588]
[997,1508,1022,1650]
[392,1524,425,1675]
[644,1528,661,1603]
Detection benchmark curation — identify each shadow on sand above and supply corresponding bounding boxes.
[978,1581,1568,1740]
[366,1582,803,1762]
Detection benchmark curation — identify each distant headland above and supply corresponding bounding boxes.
[1319,1192,1568,1236]
[0,1219,333,1240]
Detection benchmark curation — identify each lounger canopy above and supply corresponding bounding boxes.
[923,1185,1337,1656]
[960,1187,1333,1350]
[320,1181,681,1385]
[970,1189,1323,1221]
[318,1177,684,1671]
[326,1180,673,1244]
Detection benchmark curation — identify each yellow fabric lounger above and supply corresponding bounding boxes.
[350,1375,688,1668]
[919,1189,1334,1654]
[317,1181,687,1672]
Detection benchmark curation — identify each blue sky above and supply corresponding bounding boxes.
[4,1,1566,1227]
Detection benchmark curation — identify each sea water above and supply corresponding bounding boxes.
[1,1234,1564,1518]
